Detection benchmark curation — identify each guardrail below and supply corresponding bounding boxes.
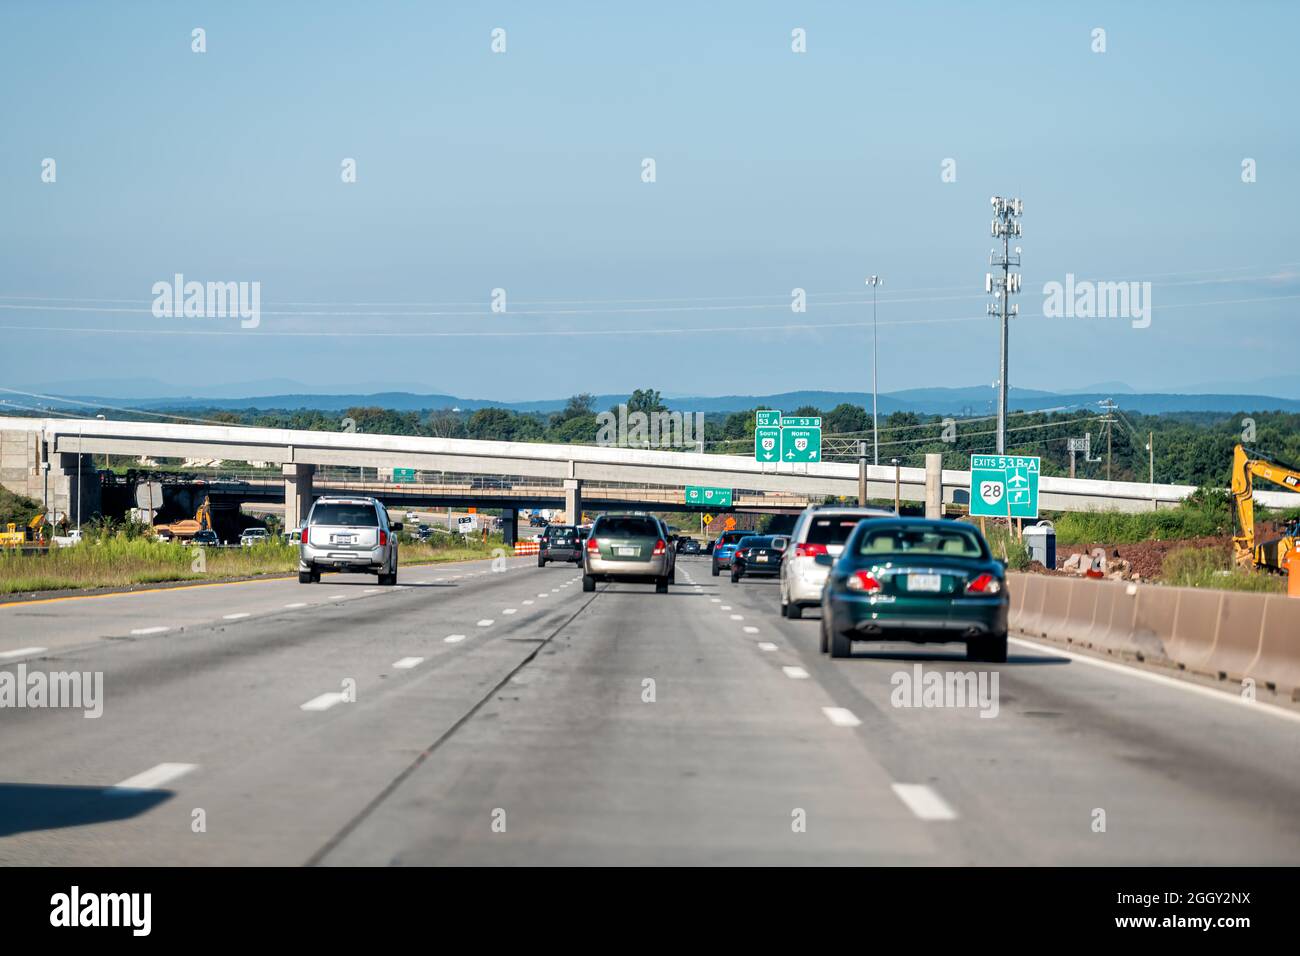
[1008,572,1300,701]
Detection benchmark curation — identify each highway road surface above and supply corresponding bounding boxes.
[1,557,1297,865]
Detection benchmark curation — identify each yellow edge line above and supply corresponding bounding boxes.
[0,556,497,610]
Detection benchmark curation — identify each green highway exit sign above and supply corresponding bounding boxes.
[780,426,822,463]
[969,454,1040,519]
[755,425,781,462]
[754,411,823,463]
[393,468,416,483]
[685,485,733,508]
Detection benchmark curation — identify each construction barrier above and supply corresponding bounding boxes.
[1009,573,1300,700]
[512,540,540,556]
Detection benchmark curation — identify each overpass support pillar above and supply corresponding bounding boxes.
[564,478,583,525]
[924,453,942,519]
[501,506,518,546]
[283,463,315,530]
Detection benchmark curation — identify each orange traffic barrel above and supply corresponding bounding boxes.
[1288,550,1300,599]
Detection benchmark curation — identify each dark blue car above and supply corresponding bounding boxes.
[710,529,752,576]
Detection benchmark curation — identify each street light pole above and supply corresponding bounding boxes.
[986,198,1023,455]
[866,275,882,466]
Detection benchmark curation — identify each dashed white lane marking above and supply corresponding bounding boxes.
[821,706,862,728]
[729,614,744,621]
[743,626,759,634]
[891,783,958,821]
[108,762,197,794]
[222,612,250,620]
[1009,636,1300,725]
[0,647,46,660]
[782,666,810,680]
[283,602,307,609]
[129,626,168,635]
[364,588,380,593]
[301,692,349,712]
[393,657,424,669]
[327,594,347,600]
[710,598,721,603]
[522,600,534,605]
[538,593,548,598]
[757,642,778,651]
[502,608,517,615]
[721,605,732,611]
[476,619,494,627]
[444,634,467,643]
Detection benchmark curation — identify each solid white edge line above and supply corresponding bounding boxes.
[0,647,46,659]
[1009,636,1300,724]
[222,612,250,620]
[283,602,307,608]
[129,626,168,635]
[891,783,958,821]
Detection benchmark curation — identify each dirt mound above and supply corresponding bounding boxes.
[1054,535,1231,581]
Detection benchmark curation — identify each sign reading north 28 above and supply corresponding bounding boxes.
[969,454,1040,519]
[685,485,733,508]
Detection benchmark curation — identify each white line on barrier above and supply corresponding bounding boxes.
[1009,637,1300,725]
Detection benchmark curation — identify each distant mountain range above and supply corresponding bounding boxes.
[7,383,1300,416]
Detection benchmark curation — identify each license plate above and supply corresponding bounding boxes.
[616,546,638,557]
[332,534,354,545]
[908,573,942,592]
[756,555,768,562]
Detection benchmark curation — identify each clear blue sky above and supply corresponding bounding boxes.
[2,0,1297,402]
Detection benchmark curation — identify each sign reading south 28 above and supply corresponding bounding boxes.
[969,455,1040,519]
[685,485,733,508]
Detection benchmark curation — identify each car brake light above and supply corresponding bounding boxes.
[653,539,666,556]
[845,570,883,593]
[379,530,387,546]
[966,573,1002,594]
[795,543,828,558]
[734,548,747,558]
[587,537,600,554]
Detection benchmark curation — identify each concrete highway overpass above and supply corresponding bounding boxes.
[5,415,1299,529]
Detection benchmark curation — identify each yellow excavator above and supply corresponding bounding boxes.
[1231,444,1300,571]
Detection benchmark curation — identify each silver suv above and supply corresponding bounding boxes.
[299,496,401,585]
[779,504,893,618]
[582,513,676,593]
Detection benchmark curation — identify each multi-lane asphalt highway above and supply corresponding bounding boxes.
[1,557,1298,865]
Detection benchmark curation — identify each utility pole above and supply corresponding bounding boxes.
[1147,431,1155,511]
[866,275,882,465]
[1098,398,1117,481]
[891,457,901,514]
[986,197,1023,454]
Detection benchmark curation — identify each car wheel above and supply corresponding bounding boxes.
[655,578,668,594]
[669,567,677,584]
[785,601,802,620]
[968,632,1008,663]
[829,625,852,659]
[298,571,314,584]
[711,563,720,577]
[819,613,830,653]
[731,569,741,583]
[537,555,545,568]
[582,574,595,592]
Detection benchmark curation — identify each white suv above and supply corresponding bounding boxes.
[779,505,894,619]
[299,496,401,585]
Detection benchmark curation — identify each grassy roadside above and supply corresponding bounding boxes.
[0,534,506,594]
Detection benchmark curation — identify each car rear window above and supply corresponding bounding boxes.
[739,536,773,548]
[720,531,749,545]
[806,515,875,546]
[857,525,986,558]
[311,503,379,527]
[595,517,659,537]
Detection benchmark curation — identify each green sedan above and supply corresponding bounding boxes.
[817,518,1009,662]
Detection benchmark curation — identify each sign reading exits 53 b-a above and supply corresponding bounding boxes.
[969,455,1040,519]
